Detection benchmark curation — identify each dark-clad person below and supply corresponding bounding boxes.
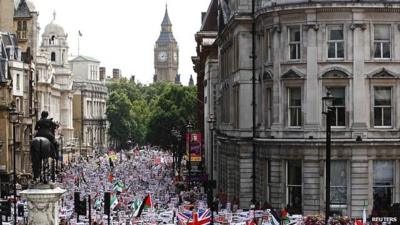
[35,111,59,152]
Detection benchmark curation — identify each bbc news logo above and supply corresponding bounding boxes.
[371,217,398,223]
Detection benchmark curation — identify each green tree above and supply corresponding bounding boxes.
[106,79,197,148]
[146,84,197,147]
[106,91,136,148]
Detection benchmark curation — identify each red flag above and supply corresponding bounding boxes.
[355,219,364,225]
[247,219,257,225]
[108,173,113,182]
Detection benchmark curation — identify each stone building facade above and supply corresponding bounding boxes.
[197,0,400,218]
[70,55,108,157]
[36,14,74,161]
[192,0,219,181]
[0,0,38,189]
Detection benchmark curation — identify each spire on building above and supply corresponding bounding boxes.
[175,74,181,85]
[162,4,172,27]
[156,4,175,44]
[189,74,194,86]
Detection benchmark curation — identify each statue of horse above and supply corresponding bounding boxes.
[30,137,59,184]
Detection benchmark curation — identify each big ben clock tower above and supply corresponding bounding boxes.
[154,5,179,83]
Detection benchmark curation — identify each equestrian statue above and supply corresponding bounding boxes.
[31,111,60,184]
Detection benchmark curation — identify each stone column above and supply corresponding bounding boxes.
[20,187,66,225]
[304,10,320,131]
[271,18,283,133]
[351,10,367,130]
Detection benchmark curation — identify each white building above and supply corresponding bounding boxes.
[198,0,400,217]
[70,55,108,156]
[36,13,74,146]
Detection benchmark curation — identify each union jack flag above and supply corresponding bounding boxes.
[177,209,211,225]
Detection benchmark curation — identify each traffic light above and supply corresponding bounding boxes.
[76,199,86,216]
[0,183,10,198]
[74,192,80,214]
[17,204,24,217]
[104,192,110,215]
[0,200,11,217]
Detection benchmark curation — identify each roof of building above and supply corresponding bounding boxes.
[156,31,176,44]
[69,55,100,63]
[14,0,36,17]
[189,74,194,86]
[156,6,176,44]
[200,0,218,32]
[43,11,66,37]
[161,6,172,26]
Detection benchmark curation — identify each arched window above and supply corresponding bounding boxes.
[51,52,56,62]
[50,35,55,45]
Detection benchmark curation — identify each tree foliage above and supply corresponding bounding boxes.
[106,79,197,148]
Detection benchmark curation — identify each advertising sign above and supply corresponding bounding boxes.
[186,132,202,162]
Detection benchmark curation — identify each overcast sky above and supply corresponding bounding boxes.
[33,0,211,85]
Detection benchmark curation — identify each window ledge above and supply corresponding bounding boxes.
[371,126,394,130]
[326,58,345,62]
[286,126,303,129]
[366,59,395,63]
[331,126,347,129]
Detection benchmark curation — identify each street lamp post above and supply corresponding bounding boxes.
[186,121,193,190]
[9,106,19,225]
[207,114,216,225]
[60,134,64,171]
[322,92,334,225]
[176,133,182,179]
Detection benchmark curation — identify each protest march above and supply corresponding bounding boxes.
[52,146,368,225]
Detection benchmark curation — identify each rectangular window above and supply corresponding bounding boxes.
[327,87,346,126]
[374,25,391,59]
[327,25,344,59]
[373,160,394,215]
[264,30,271,62]
[374,87,392,127]
[265,87,272,127]
[289,27,301,60]
[16,74,20,91]
[288,87,302,127]
[234,86,240,128]
[331,160,347,205]
[287,160,302,214]
[22,21,27,31]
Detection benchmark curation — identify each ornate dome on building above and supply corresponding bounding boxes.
[43,12,66,37]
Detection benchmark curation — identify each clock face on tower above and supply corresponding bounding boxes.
[158,51,168,62]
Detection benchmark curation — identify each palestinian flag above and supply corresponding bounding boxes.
[133,194,152,217]
[267,209,280,225]
[110,194,118,210]
[113,180,125,193]
[94,198,102,210]
[130,199,141,211]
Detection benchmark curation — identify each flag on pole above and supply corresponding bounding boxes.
[113,180,125,193]
[130,199,141,211]
[355,219,363,225]
[110,194,118,210]
[176,209,211,225]
[267,209,280,225]
[78,30,82,37]
[133,194,152,217]
[94,198,102,210]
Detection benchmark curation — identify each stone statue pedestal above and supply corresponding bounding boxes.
[20,186,66,225]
